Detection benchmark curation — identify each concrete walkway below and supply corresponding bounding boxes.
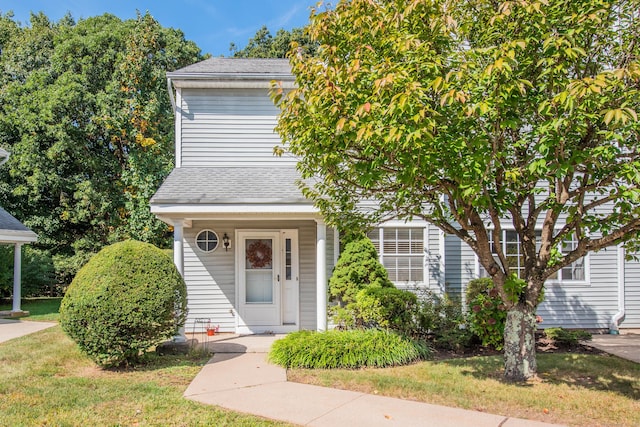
[185,334,563,427]
[0,318,57,344]
[585,332,640,363]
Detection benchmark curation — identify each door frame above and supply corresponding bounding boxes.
[235,229,299,334]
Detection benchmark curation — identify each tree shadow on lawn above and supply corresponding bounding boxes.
[102,351,212,374]
[437,350,640,400]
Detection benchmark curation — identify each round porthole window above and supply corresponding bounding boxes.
[195,229,219,253]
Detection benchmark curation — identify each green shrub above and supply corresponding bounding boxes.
[415,290,474,350]
[355,287,417,335]
[59,240,187,367]
[466,278,506,350]
[269,329,431,369]
[544,327,592,346]
[328,236,393,328]
[329,236,392,305]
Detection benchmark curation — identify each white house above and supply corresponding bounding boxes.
[151,57,639,334]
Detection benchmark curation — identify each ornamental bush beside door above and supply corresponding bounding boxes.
[59,240,187,367]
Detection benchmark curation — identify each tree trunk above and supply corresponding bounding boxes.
[503,306,537,381]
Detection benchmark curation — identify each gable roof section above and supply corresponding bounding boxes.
[151,167,315,208]
[0,207,37,243]
[168,58,294,88]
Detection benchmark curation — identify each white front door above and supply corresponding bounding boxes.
[238,231,280,327]
[237,230,299,332]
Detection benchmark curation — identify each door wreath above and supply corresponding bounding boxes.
[246,240,272,268]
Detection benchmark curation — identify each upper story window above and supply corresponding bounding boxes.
[367,227,425,283]
[195,229,219,253]
[479,230,586,283]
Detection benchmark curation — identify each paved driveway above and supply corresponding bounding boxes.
[586,333,640,363]
[0,319,57,344]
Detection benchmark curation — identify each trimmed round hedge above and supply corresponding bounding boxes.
[59,240,187,367]
[269,329,431,369]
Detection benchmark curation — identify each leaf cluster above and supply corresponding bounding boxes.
[275,0,640,308]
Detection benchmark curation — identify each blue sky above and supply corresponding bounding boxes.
[0,0,320,56]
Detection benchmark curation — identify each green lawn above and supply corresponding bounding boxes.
[0,297,62,321]
[0,326,290,426]
[289,353,640,427]
[3,298,638,426]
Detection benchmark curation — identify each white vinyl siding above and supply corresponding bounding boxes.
[537,244,618,329]
[444,235,476,301]
[178,88,297,167]
[623,253,640,327]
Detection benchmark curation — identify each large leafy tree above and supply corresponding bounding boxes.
[0,12,202,282]
[231,26,317,58]
[274,0,640,381]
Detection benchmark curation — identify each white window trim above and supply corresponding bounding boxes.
[476,228,590,286]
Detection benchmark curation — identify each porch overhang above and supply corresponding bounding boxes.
[0,207,37,316]
[151,203,321,224]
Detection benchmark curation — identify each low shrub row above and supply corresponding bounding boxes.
[283,235,593,372]
[269,329,431,369]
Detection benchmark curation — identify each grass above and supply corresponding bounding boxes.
[0,297,62,321]
[3,299,638,426]
[0,326,290,426]
[288,353,640,427]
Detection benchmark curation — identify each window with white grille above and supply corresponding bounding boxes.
[367,227,425,283]
[479,230,586,283]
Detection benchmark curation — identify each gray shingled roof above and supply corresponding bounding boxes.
[0,207,33,232]
[150,167,313,205]
[168,58,292,79]
[0,206,37,243]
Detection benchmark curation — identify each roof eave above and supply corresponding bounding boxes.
[0,230,38,243]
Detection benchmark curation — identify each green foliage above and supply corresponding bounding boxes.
[231,26,317,58]
[329,236,392,306]
[59,240,187,367]
[415,290,474,351]
[269,329,431,369]
[355,286,417,335]
[466,278,507,350]
[0,12,203,284]
[544,327,592,346]
[504,274,527,304]
[274,0,640,378]
[0,245,56,297]
[328,236,394,328]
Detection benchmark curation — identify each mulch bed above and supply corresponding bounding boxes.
[430,332,605,360]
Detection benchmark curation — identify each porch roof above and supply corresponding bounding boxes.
[0,207,37,243]
[150,167,314,206]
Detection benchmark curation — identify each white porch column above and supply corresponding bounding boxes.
[316,220,327,331]
[173,222,184,276]
[12,243,22,312]
[172,222,186,342]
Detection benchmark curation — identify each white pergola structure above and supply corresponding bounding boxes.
[0,207,37,315]
[0,149,38,315]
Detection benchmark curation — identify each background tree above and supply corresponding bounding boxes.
[274,0,640,381]
[0,12,202,284]
[231,26,316,58]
